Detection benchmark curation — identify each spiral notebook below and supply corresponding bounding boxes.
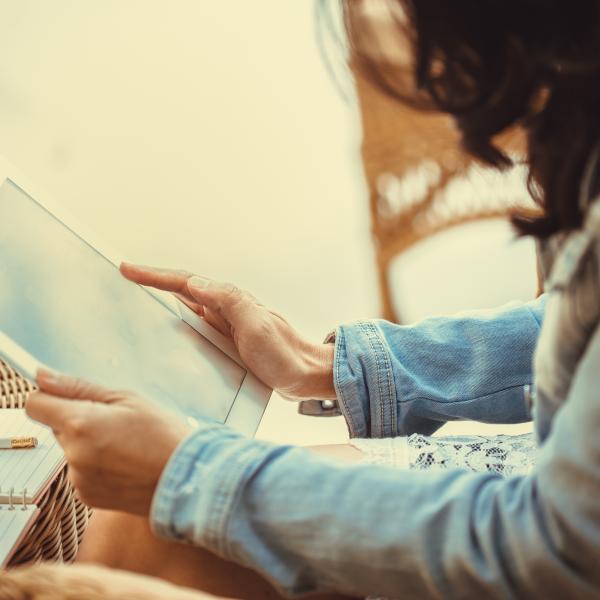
[0,409,65,566]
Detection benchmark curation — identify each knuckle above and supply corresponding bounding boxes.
[251,315,276,340]
[223,282,241,296]
[63,377,84,396]
[222,283,247,306]
[64,415,88,437]
[174,269,192,277]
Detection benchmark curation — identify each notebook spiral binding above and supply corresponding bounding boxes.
[0,358,92,565]
[0,487,28,510]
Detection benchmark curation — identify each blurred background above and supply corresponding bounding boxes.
[0,1,536,445]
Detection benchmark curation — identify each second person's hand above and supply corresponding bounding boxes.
[120,262,336,400]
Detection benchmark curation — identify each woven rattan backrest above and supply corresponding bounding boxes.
[348,3,538,321]
[0,359,91,565]
[353,64,534,322]
[0,360,34,409]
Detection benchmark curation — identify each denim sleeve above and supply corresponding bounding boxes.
[335,296,546,438]
[151,320,600,598]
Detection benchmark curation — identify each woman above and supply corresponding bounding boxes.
[8,0,600,597]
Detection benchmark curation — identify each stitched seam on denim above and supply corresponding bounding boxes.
[359,321,396,437]
[359,322,384,435]
[334,327,359,436]
[401,382,534,406]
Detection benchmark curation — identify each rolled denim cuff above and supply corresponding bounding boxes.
[334,321,398,438]
[150,423,268,559]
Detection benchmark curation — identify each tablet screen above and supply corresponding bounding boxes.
[0,180,246,423]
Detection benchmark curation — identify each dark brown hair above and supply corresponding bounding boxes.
[341,0,600,237]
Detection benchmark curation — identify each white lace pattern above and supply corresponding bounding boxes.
[351,432,536,476]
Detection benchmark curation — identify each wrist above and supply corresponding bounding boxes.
[297,342,336,400]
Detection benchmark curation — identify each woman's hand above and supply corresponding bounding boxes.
[120,262,336,400]
[26,370,192,516]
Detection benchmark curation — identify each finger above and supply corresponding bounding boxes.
[120,263,194,299]
[187,277,258,325]
[203,306,231,336]
[26,391,88,431]
[173,292,204,315]
[123,263,251,333]
[36,369,118,403]
[174,292,230,336]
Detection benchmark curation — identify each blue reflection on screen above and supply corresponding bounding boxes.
[0,180,245,422]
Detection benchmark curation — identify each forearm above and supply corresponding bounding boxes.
[150,421,594,599]
[151,316,600,598]
[335,296,546,437]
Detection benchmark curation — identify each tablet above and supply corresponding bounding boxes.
[0,159,270,435]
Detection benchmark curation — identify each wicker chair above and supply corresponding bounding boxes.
[0,360,91,566]
[354,65,537,323]
[346,1,538,322]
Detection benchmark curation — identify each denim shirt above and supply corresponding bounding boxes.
[151,218,600,597]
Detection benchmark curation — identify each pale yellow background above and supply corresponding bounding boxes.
[0,1,533,445]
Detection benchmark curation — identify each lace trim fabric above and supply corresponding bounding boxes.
[348,437,409,470]
[351,432,536,476]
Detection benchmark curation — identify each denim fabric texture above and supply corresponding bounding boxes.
[150,209,600,598]
[334,298,545,439]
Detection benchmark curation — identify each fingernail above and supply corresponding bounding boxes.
[37,368,61,386]
[188,276,211,290]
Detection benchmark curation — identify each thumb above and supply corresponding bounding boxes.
[36,369,119,403]
[187,276,258,324]
[26,391,90,433]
